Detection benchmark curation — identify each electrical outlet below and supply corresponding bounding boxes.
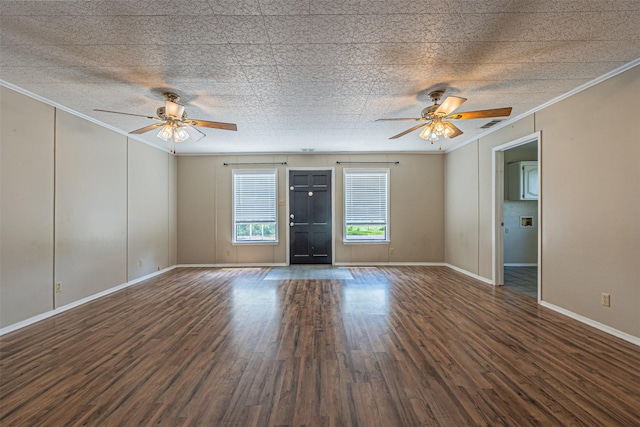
[55,282,61,293]
[601,293,611,307]
[138,259,143,267]
[226,250,231,256]
[389,247,395,254]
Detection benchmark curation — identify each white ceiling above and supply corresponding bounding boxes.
[1,0,639,154]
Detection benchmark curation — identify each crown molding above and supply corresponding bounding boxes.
[445,58,640,154]
[0,80,172,155]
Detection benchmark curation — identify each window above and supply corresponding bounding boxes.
[344,169,389,241]
[233,169,278,243]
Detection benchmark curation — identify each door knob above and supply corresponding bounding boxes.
[290,213,294,219]
[290,222,294,227]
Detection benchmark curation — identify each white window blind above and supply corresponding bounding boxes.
[344,169,389,241]
[233,169,278,242]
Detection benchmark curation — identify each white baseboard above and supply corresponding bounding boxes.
[540,301,640,347]
[175,263,287,268]
[504,263,538,267]
[334,262,446,267]
[444,263,494,285]
[0,266,176,336]
[178,262,445,268]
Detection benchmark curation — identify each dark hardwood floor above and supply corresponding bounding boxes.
[1,266,639,426]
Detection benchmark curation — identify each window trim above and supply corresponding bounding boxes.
[232,169,278,244]
[343,168,390,243]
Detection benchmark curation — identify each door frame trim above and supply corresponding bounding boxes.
[491,131,541,302]
[285,167,336,266]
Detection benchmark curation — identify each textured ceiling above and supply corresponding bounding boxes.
[1,0,639,154]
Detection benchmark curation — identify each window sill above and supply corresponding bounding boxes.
[232,241,279,245]
[342,240,390,245]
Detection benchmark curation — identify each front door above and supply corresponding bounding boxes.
[289,170,332,264]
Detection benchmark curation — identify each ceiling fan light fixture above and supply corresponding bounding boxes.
[165,101,185,119]
[420,118,454,144]
[419,123,434,141]
[173,125,190,143]
[157,123,174,141]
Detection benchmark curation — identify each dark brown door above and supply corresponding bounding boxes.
[289,170,332,264]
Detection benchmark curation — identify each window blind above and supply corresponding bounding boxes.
[233,170,277,223]
[344,169,389,240]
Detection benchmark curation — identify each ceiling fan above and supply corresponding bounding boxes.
[94,92,237,153]
[376,90,512,149]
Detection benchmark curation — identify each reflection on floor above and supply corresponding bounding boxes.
[264,265,354,280]
[504,266,537,298]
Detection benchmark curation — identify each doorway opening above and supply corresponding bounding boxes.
[287,168,335,265]
[492,132,541,301]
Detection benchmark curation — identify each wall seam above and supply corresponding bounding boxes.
[477,140,481,276]
[213,158,218,264]
[126,137,129,282]
[52,108,57,309]
[168,153,171,268]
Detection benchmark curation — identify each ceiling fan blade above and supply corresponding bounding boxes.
[443,121,463,138]
[129,123,164,135]
[184,125,206,142]
[376,117,426,122]
[94,109,161,120]
[435,96,467,115]
[389,123,428,139]
[188,119,237,131]
[448,107,512,120]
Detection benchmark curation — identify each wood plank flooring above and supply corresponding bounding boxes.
[1,266,639,426]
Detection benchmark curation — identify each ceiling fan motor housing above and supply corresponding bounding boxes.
[164,92,181,103]
[421,105,439,119]
[420,90,446,119]
[157,106,187,121]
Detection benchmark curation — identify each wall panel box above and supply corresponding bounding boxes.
[507,161,538,200]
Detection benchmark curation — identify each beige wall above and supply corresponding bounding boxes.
[537,66,639,337]
[177,153,444,264]
[168,154,178,266]
[55,111,128,306]
[444,142,479,273]
[1,87,55,326]
[177,156,216,263]
[0,88,177,329]
[444,65,639,337]
[128,140,171,280]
